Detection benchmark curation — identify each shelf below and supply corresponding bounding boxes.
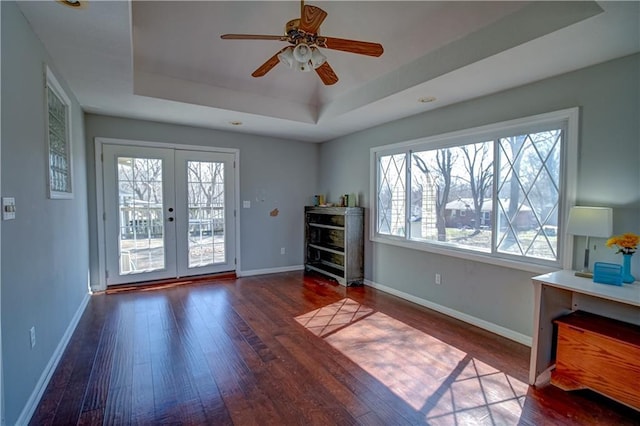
[304,206,363,286]
[318,259,344,271]
[308,243,344,255]
[309,223,344,230]
[306,264,345,285]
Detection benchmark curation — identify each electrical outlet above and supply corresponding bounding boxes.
[280,247,286,255]
[30,326,36,349]
[435,273,441,285]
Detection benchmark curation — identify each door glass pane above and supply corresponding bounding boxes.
[117,156,165,274]
[187,160,225,267]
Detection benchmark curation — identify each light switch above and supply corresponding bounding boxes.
[243,200,251,208]
[2,197,16,220]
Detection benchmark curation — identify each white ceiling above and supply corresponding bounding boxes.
[18,1,640,143]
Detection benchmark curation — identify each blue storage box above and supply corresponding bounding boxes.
[593,262,623,286]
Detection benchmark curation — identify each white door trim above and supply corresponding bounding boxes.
[0,3,4,421]
[93,137,240,292]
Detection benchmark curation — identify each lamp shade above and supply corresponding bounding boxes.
[310,48,327,69]
[277,47,295,68]
[566,206,613,238]
[293,43,313,63]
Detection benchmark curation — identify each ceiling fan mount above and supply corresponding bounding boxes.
[285,19,301,36]
[221,1,384,85]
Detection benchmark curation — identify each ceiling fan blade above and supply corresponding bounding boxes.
[221,34,288,41]
[251,48,288,78]
[315,62,338,85]
[317,37,384,57]
[299,4,327,34]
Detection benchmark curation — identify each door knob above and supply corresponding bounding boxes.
[168,217,174,222]
[168,207,174,212]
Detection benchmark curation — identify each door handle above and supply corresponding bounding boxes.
[168,207,174,212]
[168,217,174,222]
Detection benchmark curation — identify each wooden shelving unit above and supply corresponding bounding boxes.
[304,206,363,286]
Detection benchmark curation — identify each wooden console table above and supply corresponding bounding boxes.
[529,270,640,386]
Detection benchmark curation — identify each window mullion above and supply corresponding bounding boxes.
[405,150,412,240]
[491,139,500,254]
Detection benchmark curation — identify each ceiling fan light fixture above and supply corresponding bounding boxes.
[297,62,312,72]
[277,47,295,68]
[220,3,383,84]
[293,43,313,63]
[310,48,327,69]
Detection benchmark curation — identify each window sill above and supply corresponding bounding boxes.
[371,235,559,275]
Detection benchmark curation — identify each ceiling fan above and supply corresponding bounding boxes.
[220,1,384,85]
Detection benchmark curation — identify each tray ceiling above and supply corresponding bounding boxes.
[17,1,640,142]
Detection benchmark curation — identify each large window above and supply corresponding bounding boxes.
[372,109,578,270]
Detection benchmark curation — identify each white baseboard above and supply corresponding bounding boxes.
[15,292,90,426]
[237,265,304,278]
[364,279,532,347]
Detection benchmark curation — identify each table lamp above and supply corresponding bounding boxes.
[566,206,613,278]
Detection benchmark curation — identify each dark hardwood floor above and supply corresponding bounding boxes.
[31,271,638,425]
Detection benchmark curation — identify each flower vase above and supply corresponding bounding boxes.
[621,254,635,284]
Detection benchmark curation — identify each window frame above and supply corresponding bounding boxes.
[45,65,74,199]
[370,108,579,273]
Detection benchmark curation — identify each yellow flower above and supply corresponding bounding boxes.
[607,232,639,254]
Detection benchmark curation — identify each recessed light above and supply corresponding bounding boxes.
[418,96,437,103]
[229,121,243,126]
[57,0,86,9]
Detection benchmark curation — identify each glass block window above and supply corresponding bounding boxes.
[46,66,73,199]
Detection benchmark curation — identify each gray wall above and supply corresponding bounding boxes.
[1,3,90,425]
[319,54,640,339]
[1,1,637,421]
[84,114,319,287]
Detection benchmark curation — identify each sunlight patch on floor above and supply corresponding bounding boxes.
[296,299,528,424]
[294,298,374,337]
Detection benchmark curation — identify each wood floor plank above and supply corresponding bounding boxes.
[104,299,135,425]
[80,300,121,414]
[28,298,109,426]
[131,361,155,424]
[189,301,276,424]
[275,333,372,418]
[227,282,357,425]
[76,408,103,426]
[187,286,290,424]
[30,271,639,425]
[232,289,368,424]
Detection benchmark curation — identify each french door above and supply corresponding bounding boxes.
[102,144,236,286]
